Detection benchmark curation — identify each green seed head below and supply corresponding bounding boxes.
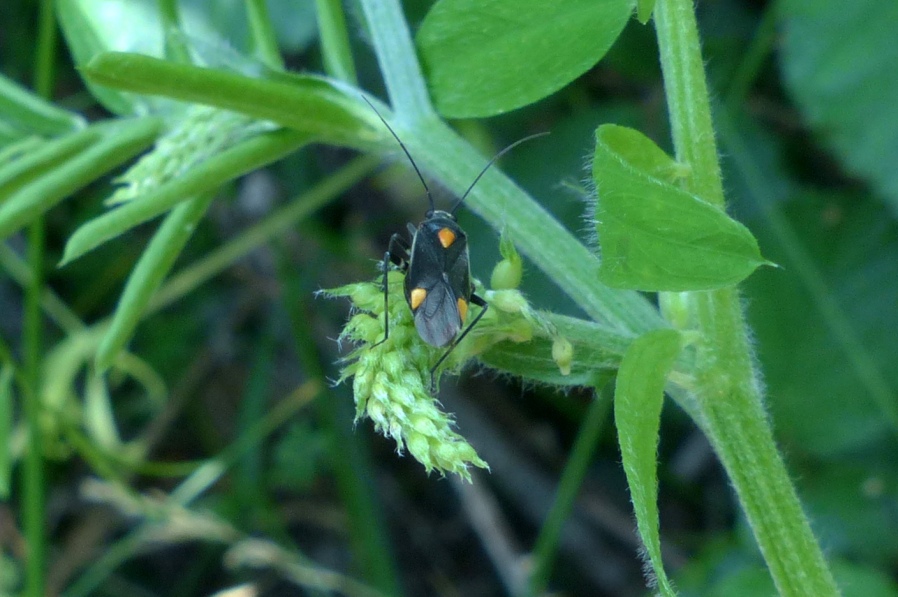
[324,271,488,481]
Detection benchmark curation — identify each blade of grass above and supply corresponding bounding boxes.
[67,380,323,597]
[0,364,13,499]
[527,389,612,597]
[0,243,85,334]
[60,128,311,265]
[56,0,145,115]
[0,72,84,135]
[0,122,103,200]
[315,0,357,84]
[0,117,162,242]
[96,193,216,371]
[0,136,45,166]
[148,155,377,311]
[22,7,60,591]
[170,380,321,505]
[246,0,284,69]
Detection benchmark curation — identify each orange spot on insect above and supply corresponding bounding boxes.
[438,228,456,248]
[410,287,427,310]
[457,298,468,323]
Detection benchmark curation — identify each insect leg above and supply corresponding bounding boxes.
[373,233,410,347]
[428,293,489,392]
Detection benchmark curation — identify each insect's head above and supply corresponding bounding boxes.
[424,209,456,222]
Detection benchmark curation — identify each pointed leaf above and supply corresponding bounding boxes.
[0,72,85,135]
[0,125,101,200]
[636,0,656,23]
[61,129,310,265]
[82,52,380,147]
[97,193,215,371]
[417,0,634,117]
[0,118,161,242]
[615,328,681,596]
[593,124,770,290]
[84,372,121,449]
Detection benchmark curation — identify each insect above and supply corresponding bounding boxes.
[363,97,546,392]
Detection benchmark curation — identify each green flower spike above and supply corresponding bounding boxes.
[107,105,276,205]
[325,271,489,481]
[326,237,570,479]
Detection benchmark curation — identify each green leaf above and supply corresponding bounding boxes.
[417,0,634,118]
[84,372,121,450]
[0,118,162,242]
[61,129,310,265]
[614,327,680,596]
[82,52,380,147]
[593,124,770,291]
[636,0,656,24]
[778,0,898,212]
[56,0,162,115]
[0,72,85,135]
[96,193,216,371]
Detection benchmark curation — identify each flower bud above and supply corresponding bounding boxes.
[552,336,574,376]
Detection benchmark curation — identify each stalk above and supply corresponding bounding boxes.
[654,0,840,594]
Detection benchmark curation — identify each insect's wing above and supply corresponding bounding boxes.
[414,279,461,348]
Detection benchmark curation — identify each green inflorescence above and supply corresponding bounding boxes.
[326,237,572,481]
[107,105,277,205]
[325,271,487,481]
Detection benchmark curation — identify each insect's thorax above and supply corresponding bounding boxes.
[406,212,469,284]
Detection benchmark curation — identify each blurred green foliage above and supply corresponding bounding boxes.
[0,0,896,595]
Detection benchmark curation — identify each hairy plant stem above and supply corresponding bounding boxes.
[358,0,661,334]
[654,0,839,594]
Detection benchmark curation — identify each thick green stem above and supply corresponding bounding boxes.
[654,0,839,594]
[358,0,434,121]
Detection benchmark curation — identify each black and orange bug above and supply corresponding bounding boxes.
[363,97,545,392]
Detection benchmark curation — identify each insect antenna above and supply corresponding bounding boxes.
[450,131,550,215]
[362,96,435,213]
